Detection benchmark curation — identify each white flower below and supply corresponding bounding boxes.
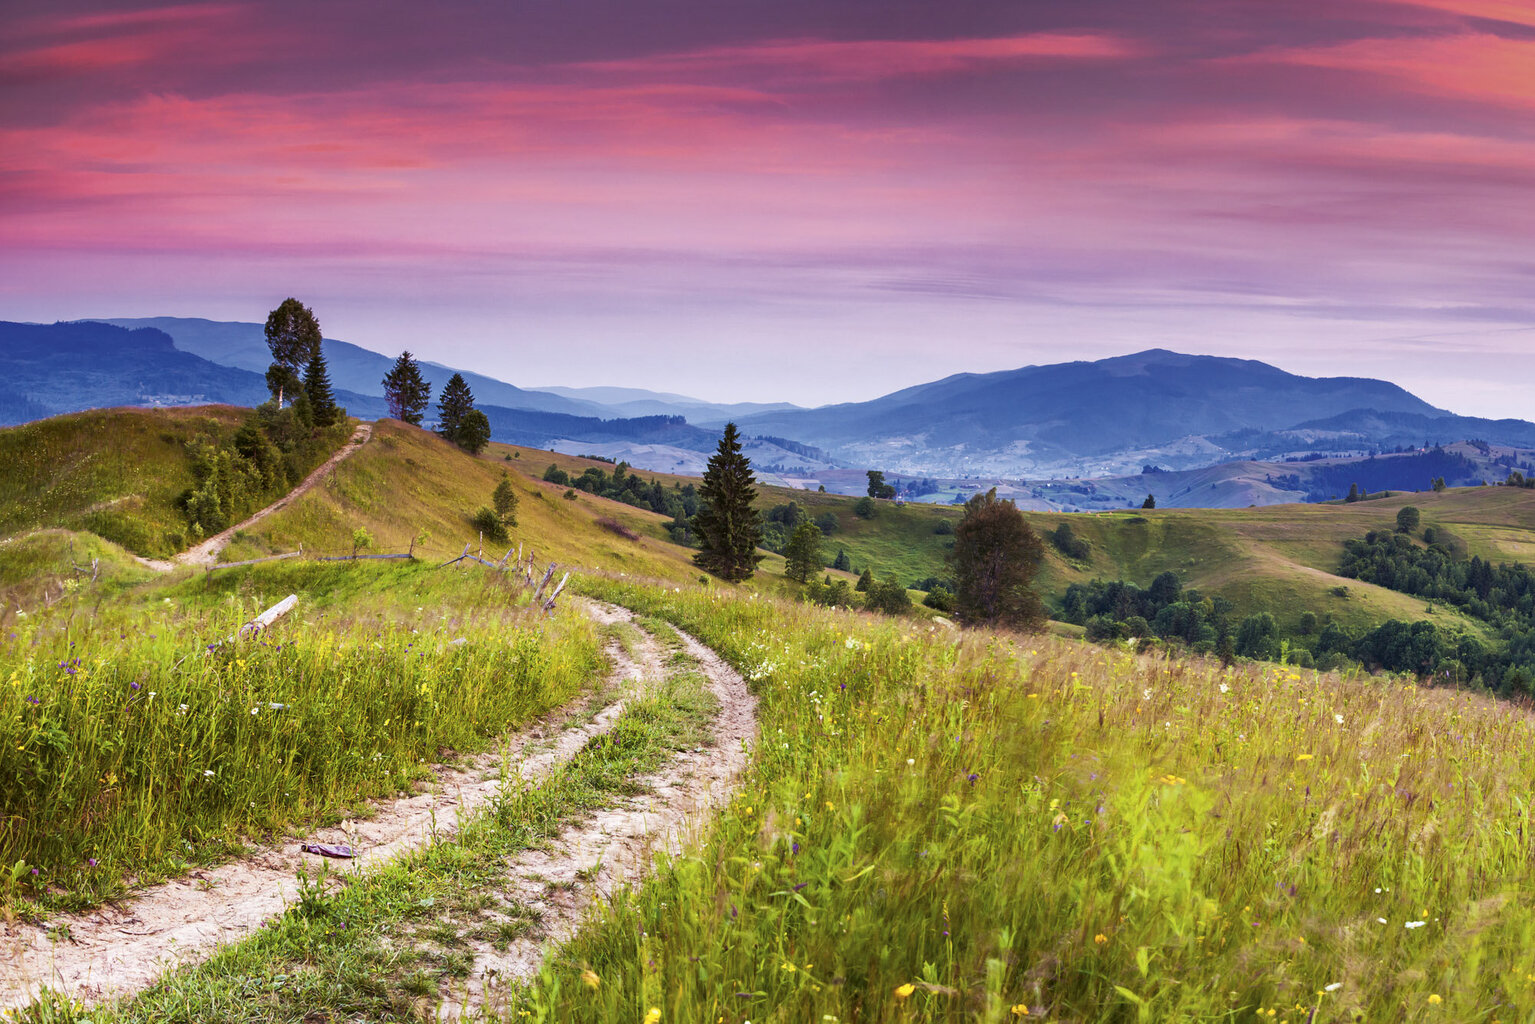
[1142,688,1153,700]
[1405,920,1426,929]
[1335,714,1344,725]
[1218,683,1229,694]
[203,769,215,777]
[250,707,259,715]
[1377,917,1388,924]
[906,758,915,766]
[1324,983,1343,992]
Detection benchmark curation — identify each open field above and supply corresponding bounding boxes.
[4,407,1535,1019]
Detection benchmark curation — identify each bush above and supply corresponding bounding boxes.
[922,586,956,613]
[470,506,508,543]
[863,579,912,615]
[853,497,876,519]
[596,517,639,541]
[933,520,954,536]
[543,464,571,486]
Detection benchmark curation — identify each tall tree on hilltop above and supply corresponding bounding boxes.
[263,298,322,405]
[303,348,341,427]
[692,422,763,581]
[951,487,1045,630]
[436,372,475,444]
[382,351,431,425]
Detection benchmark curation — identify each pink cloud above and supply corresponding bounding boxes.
[1238,31,1535,110]
[577,33,1145,82]
[1398,0,1535,27]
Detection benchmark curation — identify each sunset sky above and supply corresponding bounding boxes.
[2,0,1532,416]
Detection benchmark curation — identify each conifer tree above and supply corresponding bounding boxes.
[493,475,519,526]
[436,373,475,444]
[784,521,823,583]
[832,548,851,572]
[303,349,340,427]
[692,422,763,581]
[382,351,431,425]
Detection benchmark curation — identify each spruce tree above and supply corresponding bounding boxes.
[493,475,519,526]
[783,521,823,583]
[382,351,432,425]
[436,373,475,444]
[692,422,763,581]
[832,548,851,572]
[303,349,340,427]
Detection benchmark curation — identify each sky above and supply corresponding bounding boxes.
[2,0,1533,417]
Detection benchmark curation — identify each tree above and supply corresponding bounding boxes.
[437,373,475,444]
[867,470,895,500]
[832,548,851,572]
[951,488,1045,630]
[815,511,839,536]
[263,298,322,404]
[1346,483,1361,503]
[1432,476,1447,493]
[382,351,432,425]
[784,521,823,583]
[493,476,519,527]
[855,568,873,592]
[853,497,876,519]
[1396,506,1421,534]
[1142,494,1156,510]
[303,349,341,427]
[692,422,764,581]
[457,409,492,455]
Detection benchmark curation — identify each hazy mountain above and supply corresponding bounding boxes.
[532,384,801,423]
[0,320,271,424]
[100,317,612,418]
[738,349,1443,451]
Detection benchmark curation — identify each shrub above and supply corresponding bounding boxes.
[596,517,639,541]
[853,497,876,519]
[864,579,912,615]
[470,506,508,543]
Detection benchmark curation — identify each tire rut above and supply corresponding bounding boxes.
[0,602,662,1011]
[436,606,757,1021]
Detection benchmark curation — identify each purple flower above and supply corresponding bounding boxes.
[25,696,39,705]
[30,868,38,876]
[966,773,980,785]
[792,842,800,855]
[87,858,98,867]
[130,681,141,691]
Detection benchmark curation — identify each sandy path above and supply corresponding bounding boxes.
[173,422,372,569]
[439,616,758,1020]
[0,600,662,1010]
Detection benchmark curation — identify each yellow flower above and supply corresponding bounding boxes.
[581,969,600,989]
[1094,933,1108,945]
[1428,994,1442,1005]
[644,1008,662,1024]
[1296,753,1314,761]
[1011,1004,1030,1016]
[894,983,915,1000]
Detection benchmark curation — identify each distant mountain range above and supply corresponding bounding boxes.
[4,317,1533,505]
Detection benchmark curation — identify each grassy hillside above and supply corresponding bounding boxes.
[223,420,703,583]
[0,406,251,557]
[9,409,1535,1020]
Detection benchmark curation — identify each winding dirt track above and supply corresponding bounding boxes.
[136,422,372,572]
[0,601,757,1014]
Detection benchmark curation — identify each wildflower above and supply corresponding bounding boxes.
[1428,994,1442,1005]
[581,969,600,989]
[1334,714,1344,725]
[1324,983,1342,992]
[1219,682,1229,694]
[1296,753,1314,761]
[1094,933,1108,945]
[87,858,97,867]
[644,1009,661,1024]
[1405,920,1426,929]
[906,758,915,766]
[250,707,259,715]
[130,681,141,691]
[894,983,915,1000]
[1377,917,1388,924]
[1012,1005,1029,1016]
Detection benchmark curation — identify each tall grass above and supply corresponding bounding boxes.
[525,579,1535,1022]
[0,563,602,913]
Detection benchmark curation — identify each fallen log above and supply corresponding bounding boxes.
[239,594,298,637]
